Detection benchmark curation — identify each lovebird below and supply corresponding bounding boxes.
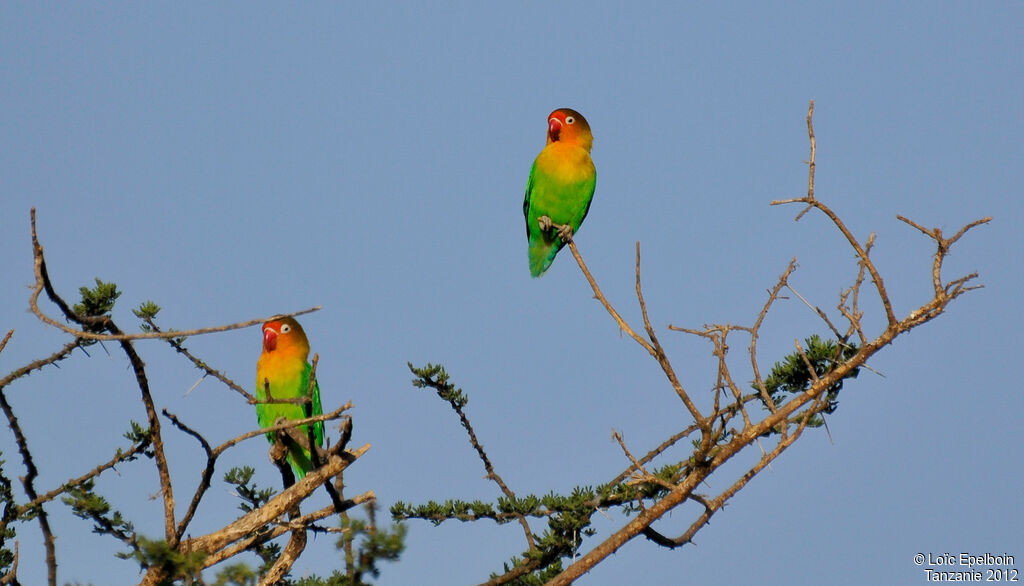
[256,316,324,479]
[523,108,597,277]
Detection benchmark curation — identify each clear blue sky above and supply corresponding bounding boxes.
[1,3,1021,585]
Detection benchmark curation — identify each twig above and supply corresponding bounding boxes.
[475,558,544,586]
[0,543,17,585]
[546,102,989,585]
[0,385,56,586]
[418,375,536,550]
[160,410,214,541]
[29,209,319,342]
[147,319,256,403]
[630,242,706,428]
[18,439,149,515]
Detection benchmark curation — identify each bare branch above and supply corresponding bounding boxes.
[415,372,535,550]
[0,385,56,586]
[631,242,706,428]
[29,208,319,342]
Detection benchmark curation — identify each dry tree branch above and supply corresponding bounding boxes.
[770,104,898,328]
[896,214,992,299]
[0,543,16,586]
[0,381,56,586]
[29,208,318,343]
[163,402,354,543]
[476,558,545,586]
[159,410,215,542]
[563,238,706,430]
[17,440,149,516]
[415,373,536,550]
[612,431,674,493]
[177,447,370,555]
[260,524,307,586]
[140,452,372,585]
[0,341,80,391]
[146,318,256,403]
[630,242,706,429]
[564,240,653,354]
[303,354,346,513]
[18,208,372,582]
[543,100,989,585]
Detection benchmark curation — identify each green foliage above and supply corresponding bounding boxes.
[756,334,860,430]
[0,455,18,574]
[212,562,258,586]
[224,467,277,514]
[212,490,405,586]
[408,363,467,408]
[399,362,713,582]
[334,503,407,584]
[123,421,154,459]
[134,301,187,344]
[223,467,281,576]
[395,474,692,580]
[132,300,161,322]
[61,479,136,545]
[116,534,207,582]
[73,279,120,344]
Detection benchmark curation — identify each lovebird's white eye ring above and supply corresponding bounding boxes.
[280,324,291,334]
[565,116,575,125]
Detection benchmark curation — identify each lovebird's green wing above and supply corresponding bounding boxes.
[302,362,325,448]
[256,361,324,478]
[523,156,596,277]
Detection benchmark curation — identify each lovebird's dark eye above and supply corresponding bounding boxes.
[565,116,575,124]
[281,324,291,334]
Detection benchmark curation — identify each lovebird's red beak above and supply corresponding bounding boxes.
[263,328,278,352]
[548,118,562,142]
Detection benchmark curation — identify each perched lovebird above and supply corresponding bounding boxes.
[523,108,597,277]
[255,316,324,479]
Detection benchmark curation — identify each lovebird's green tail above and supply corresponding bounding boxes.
[528,235,562,277]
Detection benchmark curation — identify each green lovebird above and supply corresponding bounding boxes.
[255,316,324,478]
[522,108,597,277]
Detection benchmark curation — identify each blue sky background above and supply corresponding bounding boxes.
[1,3,1021,585]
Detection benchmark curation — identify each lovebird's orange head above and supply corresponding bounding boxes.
[545,108,593,152]
[260,316,310,359]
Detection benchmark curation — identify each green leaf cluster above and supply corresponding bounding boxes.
[219,470,405,585]
[408,363,467,408]
[757,334,860,429]
[0,456,18,574]
[61,479,135,545]
[73,279,120,343]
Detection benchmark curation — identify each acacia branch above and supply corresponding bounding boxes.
[29,208,318,343]
[546,101,988,585]
[147,318,256,403]
[0,383,56,586]
[631,242,706,429]
[18,439,149,515]
[415,371,536,550]
[163,402,353,542]
[0,341,80,390]
[176,447,369,555]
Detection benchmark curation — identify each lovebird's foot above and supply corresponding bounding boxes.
[557,224,574,243]
[538,215,554,232]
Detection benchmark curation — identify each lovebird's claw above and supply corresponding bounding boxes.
[538,215,554,232]
[557,224,574,243]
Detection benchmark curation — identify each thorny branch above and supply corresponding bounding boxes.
[413,371,536,550]
[533,101,988,585]
[2,209,374,583]
[28,208,319,343]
